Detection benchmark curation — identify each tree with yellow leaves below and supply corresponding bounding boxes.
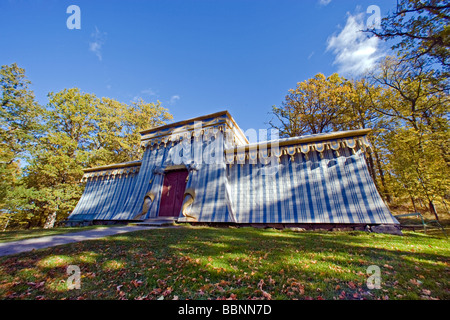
[269,73,351,137]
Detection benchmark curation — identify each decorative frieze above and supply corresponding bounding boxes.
[140,123,234,150]
[224,135,372,164]
[139,111,249,150]
[81,163,141,182]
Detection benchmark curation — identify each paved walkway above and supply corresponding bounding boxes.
[0,226,155,257]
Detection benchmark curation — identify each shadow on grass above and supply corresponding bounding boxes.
[0,225,449,300]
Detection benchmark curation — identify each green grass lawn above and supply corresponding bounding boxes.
[0,225,448,300]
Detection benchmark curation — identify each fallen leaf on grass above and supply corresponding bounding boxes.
[409,279,422,286]
[257,279,272,300]
[27,281,45,289]
[130,280,143,288]
[257,279,264,290]
[227,293,237,300]
[216,279,226,285]
[291,281,305,295]
[421,289,431,296]
[261,290,272,300]
[162,287,172,296]
[150,288,162,295]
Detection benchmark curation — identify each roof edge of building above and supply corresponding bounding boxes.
[139,110,249,145]
[83,160,142,173]
[225,128,372,153]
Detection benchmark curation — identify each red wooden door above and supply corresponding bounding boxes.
[159,170,189,217]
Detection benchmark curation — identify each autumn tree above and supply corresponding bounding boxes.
[366,0,450,214]
[102,97,173,164]
[270,73,351,137]
[5,86,173,229]
[368,0,450,78]
[24,88,173,228]
[343,79,395,203]
[367,57,447,129]
[0,63,43,157]
[367,56,449,219]
[0,63,43,228]
[22,89,99,228]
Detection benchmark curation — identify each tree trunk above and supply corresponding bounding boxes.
[2,216,10,232]
[43,211,57,229]
[365,151,378,187]
[429,200,439,221]
[419,198,425,209]
[410,196,418,212]
[373,148,392,203]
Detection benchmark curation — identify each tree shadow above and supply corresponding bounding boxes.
[1,226,448,300]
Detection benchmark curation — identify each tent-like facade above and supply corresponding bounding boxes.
[67,111,399,229]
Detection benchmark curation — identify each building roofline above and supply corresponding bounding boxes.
[139,110,249,144]
[83,160,141,173]
[225,128,372,152]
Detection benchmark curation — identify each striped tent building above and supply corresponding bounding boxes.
[67,111,399,231]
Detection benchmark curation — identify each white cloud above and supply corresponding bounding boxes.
[319,0,332,6]
[132,92,179,105]
[169,95,180,105]
[89,26,107,61]
[131,89,167,104]
[326,13,384,76]
[141,88,158,96]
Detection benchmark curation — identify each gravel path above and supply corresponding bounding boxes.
[0,226,155,257]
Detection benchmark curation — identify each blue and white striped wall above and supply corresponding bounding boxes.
[69,130,398,225]
[69,146,168,221]
[225,148,397,225]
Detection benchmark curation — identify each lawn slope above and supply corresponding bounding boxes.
[0,226,448,300]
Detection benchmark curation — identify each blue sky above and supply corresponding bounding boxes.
[1,0,397,133]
